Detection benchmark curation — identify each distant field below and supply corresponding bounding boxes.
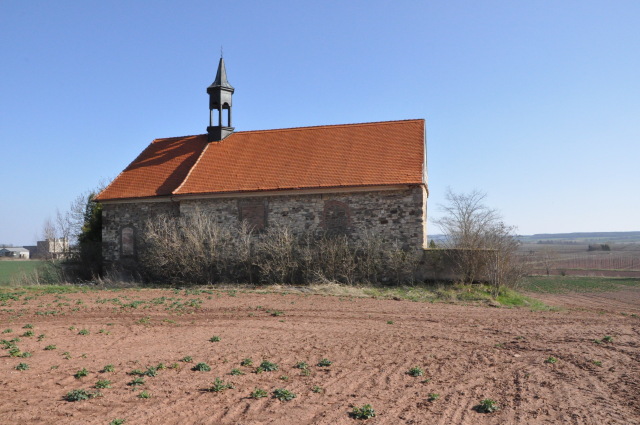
[519,275,640,316]
[520,275,640,294]
[520,242,640,277]
[0,260,47,284]
[519,231,640,244]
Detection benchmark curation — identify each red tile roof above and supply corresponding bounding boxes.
[95,135,208,201]
[95,119,425,201]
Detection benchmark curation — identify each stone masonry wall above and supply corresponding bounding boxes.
[101,185,427,271]
[101,201,179,269]
[180,185,427,248]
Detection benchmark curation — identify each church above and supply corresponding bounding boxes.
[95,58,428,270]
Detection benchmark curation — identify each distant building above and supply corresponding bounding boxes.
[0,247,30,259]
[32,238,69,259]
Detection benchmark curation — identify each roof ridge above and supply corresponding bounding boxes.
[173,139,214,195]
[152,134,207,144]
[234,118,424,135]
[152,119,423,142]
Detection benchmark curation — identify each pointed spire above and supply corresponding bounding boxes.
[209,57,234,91]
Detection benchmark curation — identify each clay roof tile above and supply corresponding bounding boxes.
[96,119,425,201]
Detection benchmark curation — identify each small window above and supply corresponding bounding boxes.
[239,200,266,231]
[323,200,350,234]
[121,227,135,256]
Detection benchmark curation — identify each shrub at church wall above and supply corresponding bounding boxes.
[136,210,421,286]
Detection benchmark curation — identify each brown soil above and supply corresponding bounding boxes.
[1,287,639,425]
[533,289,640,314]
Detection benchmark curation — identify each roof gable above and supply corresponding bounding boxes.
[96,119,425,201]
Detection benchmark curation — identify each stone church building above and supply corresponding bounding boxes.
[95,58,428,270]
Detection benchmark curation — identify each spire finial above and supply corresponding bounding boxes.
[221,45,223,58]
[209,55,233,90]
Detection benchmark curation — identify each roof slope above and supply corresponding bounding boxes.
[95,135,208,201]
[96,119,425,201]
[0,247,29,252]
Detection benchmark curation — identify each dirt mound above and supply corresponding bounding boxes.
[1,288,638,424]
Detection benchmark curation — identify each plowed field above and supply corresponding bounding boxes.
[1,286,639,424]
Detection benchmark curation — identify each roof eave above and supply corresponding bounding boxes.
[173,183,424,200]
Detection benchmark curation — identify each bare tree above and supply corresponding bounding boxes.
[41,217,58,260]
[255,223,298,284]
[434,188,525,293]
[385,240,420,285]
[68,191,92,246]
[310,233,358,285]
[140,209,257,285]
[234,220,256,283]
[538,246,558,276]
[484,222,526,296]
[66,179,110,251]
[42,217,57,240]
[56,208,72,256]
[434,189,499,283]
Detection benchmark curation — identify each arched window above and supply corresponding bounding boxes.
[121,227,135,257]
[323,200,350,234]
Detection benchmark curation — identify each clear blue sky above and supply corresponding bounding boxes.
[1,0,639,245]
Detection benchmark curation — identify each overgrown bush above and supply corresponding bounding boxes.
[76,192,103,279]
[138,209,421,286]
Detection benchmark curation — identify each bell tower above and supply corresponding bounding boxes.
[207,57,234,142]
